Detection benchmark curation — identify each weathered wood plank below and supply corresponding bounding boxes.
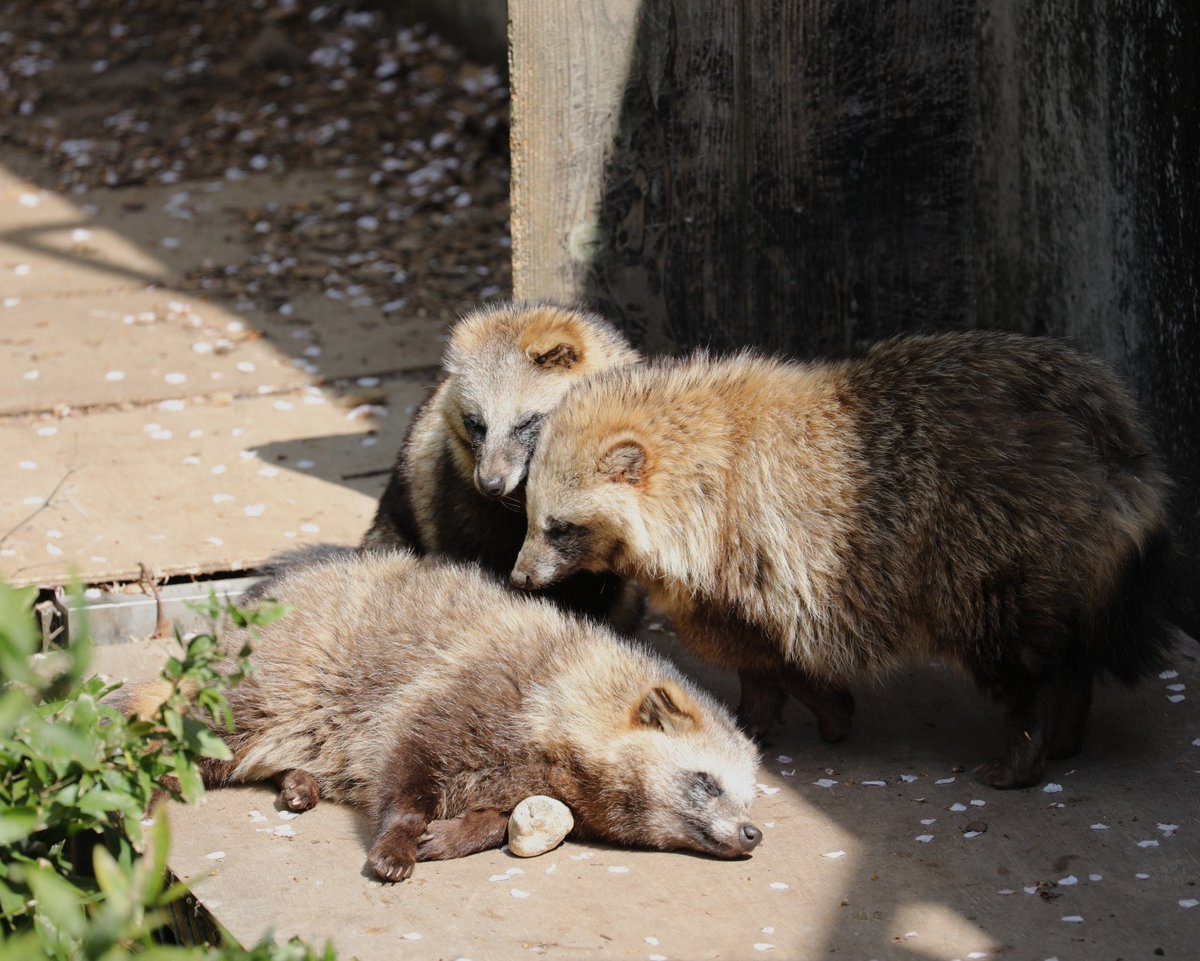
[510,0,643,316]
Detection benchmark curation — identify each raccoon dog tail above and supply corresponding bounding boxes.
[1086,525,1183,683]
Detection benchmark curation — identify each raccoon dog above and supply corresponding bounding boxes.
[362,301,643,631]
[511,332,1178,789]
[128,551,762,881]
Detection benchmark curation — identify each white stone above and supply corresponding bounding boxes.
[507,795,574,857]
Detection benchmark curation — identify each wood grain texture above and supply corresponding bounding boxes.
[510,0,1199,585]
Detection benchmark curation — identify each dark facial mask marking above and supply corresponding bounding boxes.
[544,518,590,563]
[513,412,543,449]
[463,413,486,448]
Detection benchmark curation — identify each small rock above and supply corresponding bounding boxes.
[508,796,574,857]
[964,820,988,835]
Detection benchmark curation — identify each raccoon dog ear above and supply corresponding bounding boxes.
[633,682,699,734]
[530,342,581,368]
[599,439,647,485]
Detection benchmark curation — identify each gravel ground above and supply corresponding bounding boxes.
[0,0,513,317]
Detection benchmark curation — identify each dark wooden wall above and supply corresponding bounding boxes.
[510,0,1199,595]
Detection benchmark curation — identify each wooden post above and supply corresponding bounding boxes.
[510,0,1199,591]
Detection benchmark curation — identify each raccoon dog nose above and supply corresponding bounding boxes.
[511,569,532,590]
[480,476,506,497]
[739,823,763,851]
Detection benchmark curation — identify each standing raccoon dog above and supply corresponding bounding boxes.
[511,332,1178,789]
[128,551,762,881]
[362,301,643,632]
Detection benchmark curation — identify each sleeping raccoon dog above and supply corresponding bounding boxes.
[511,332,1181,789]
[127,550,762,881]
[362,301,644,632]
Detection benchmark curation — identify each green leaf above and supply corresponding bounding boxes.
[26,863,88,939]
[172,754,204,803]
[0,688,30,738]
[141,814,171,903]
[27,720,98,771]
[92,844,131,907]
[182,715,231,760]
[77,788,141,818]
[0,932,41,961]
[163,707,184,740]
[0,805,39,844]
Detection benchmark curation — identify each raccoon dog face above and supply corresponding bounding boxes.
[603,683,762,858]
[448,373,548,500]
[443,304,635,500]
[513,437,649,589]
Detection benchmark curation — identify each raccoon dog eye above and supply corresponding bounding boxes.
[692,772,723,798]
[514,412,543,442]
[545,519,586,543]
[462,414,486,441]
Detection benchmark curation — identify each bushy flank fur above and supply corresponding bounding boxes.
[128,550,762,881]
[512,332,1179,789]
[362,300,643,631]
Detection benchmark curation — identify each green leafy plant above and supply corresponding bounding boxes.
[0,581,335,961]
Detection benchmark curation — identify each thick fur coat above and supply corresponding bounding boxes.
[363,301,643,631]
[512,332,1178,788]
[129,551,762,880]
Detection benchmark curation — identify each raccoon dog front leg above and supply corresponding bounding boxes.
[783,666,855,743]
[974,662,1053,789]
[735,668,789,740]
[418,808,510,861]
[370,806,432,881]
[368,745,439,881]
[737,665,855,743]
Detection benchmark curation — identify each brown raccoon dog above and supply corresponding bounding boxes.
[362,301,643,632]
[127,550,762,882]
[511,332,1179,789]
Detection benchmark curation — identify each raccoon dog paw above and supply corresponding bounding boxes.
[974,758,1043,790]
[277,769,320,812]
[368,827,419,882]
